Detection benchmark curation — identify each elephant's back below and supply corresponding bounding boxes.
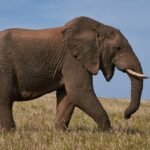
[1,27,63,40]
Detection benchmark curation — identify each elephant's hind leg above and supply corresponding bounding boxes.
[0,102,15,131]
[0,73,15,131]
[54,88,75,131]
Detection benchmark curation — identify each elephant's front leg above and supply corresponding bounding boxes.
[66,91,111,131]
[75,93,111,131]
[63,69,111,131]
[54,88,75,131]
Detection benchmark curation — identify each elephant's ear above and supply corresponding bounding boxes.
[62,27,100,75]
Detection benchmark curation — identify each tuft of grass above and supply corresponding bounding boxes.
[0,94,150,150]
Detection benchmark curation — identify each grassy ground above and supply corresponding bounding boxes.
[0,94,150,150]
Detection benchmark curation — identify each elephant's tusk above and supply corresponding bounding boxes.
[126,69,149,79]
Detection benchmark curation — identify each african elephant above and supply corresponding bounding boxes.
[0,16,148,131]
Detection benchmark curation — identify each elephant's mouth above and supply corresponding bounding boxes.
[101,64,115,81]
[104,64,149,81]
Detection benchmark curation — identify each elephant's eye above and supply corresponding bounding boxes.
[114,46,121,51]
[97,33,100,38]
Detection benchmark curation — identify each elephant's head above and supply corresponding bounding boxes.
[62,16,148,119]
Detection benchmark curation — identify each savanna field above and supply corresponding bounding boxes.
[0,94,150,150]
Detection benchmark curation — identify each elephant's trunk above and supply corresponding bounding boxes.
[124,73,143,119]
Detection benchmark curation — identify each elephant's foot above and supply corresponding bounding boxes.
[54,120,69,131]
[98,118,112,131]
[0,105,15,131]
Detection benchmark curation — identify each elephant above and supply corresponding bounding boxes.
[0,16,148,131]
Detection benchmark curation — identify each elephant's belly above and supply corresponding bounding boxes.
[16,85,57,101]
[19,90,53,101]
[15,77,63,101]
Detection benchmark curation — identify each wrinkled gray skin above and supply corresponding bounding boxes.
[0,17,143,131]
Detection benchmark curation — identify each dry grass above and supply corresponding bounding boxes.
[0,94,150,150]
